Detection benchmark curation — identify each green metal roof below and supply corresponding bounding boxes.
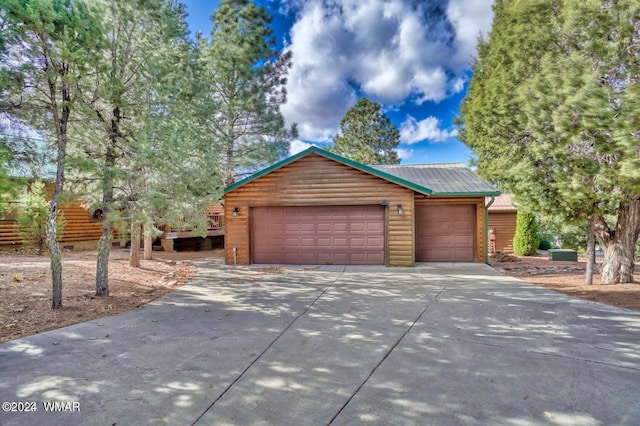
[373,163,501,196]
[224,147,499,196]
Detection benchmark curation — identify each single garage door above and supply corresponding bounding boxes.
[251,206,385,265]
[416,204,475,262]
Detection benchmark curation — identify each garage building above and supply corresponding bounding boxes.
[224,147,499,266]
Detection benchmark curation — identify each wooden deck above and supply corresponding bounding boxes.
[160,211,225,251]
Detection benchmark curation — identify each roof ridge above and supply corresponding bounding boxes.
[374,163,467,168]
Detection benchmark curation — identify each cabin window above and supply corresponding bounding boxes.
[90,208,104,222]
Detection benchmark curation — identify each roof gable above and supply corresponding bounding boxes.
[224,147,434,195]
[224,147,499,196]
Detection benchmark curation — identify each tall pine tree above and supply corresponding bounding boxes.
[69,0,208,291]
[330,98,400,165]
[0,0,105,307]
[459,0,640,283]
[199,0,293,186]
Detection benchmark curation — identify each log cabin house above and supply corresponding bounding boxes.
[0,182,103,250]
[0,182,225,251]
[224,147,500,266]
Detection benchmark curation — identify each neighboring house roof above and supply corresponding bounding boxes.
[225,147,500,197]
[3,134,56,181]
[373,163,500,196]
[487,193,517,212]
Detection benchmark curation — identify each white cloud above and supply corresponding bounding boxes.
[289,139,315,155]
[280,0,494,143]
[446,0,495,69]
[400,116,457,144]
[395,147,415,161]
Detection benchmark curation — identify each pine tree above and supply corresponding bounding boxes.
[459,0,640,283]
[331,98,400,165]
[199,0,293,186]
[68,0,210,290]
[0,0,105,307]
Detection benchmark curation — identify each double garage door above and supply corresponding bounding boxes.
[251,206,385,265]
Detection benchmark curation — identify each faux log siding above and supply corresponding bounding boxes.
[57,200,103,243]
[414,196,487,263]
[488,211,516,254]
[1,182,103,247]
[0,222,20,245]
[224,153,415,266]
[0,199,102,246]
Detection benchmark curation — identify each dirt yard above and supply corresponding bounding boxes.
[1,248,639,344]
[0,248,222,344]
[491,251,640,311]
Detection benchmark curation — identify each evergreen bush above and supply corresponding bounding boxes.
[513,212,539,256]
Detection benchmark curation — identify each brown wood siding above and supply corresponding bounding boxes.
[488,211,516,254]
[224,153,415,266]
[0,221,21,246]
[1,184,103,248]
[0,200,103,246]
[414,196,486,263]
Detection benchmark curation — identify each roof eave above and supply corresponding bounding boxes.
[432,190,502,197]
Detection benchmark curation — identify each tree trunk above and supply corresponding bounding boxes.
[600,238,636,284]
[585,218,595,285]
[143,222,153,260]
[45,176,63,309]
[130,222,141,267]
[96,109,120,296]
[96,226,112,295]
[46,68,70,309]
[225,138,235,186]
[593,199,640,284]
[95,169,114,296]
[47,205,63,309]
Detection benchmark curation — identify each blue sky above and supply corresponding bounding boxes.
[183,0,494,165]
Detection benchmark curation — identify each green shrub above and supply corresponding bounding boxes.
[538,239,552,250]
[513,212,539,256]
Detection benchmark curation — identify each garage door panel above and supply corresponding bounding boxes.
[252,206,384,265]
[416,204,474,262]
[334,238,348,247]
[334,223,348,232]
[350,237,365,248]
[366,237,384,247]
[317,224,332,232]
[455,223,472,232]
[454,235,473,245]
[285,224,298,232]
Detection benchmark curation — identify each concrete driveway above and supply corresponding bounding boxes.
[1,262,639,425]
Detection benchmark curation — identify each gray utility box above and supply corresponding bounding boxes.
[548,249,578,262]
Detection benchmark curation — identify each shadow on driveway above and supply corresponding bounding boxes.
[1,262,639,425]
